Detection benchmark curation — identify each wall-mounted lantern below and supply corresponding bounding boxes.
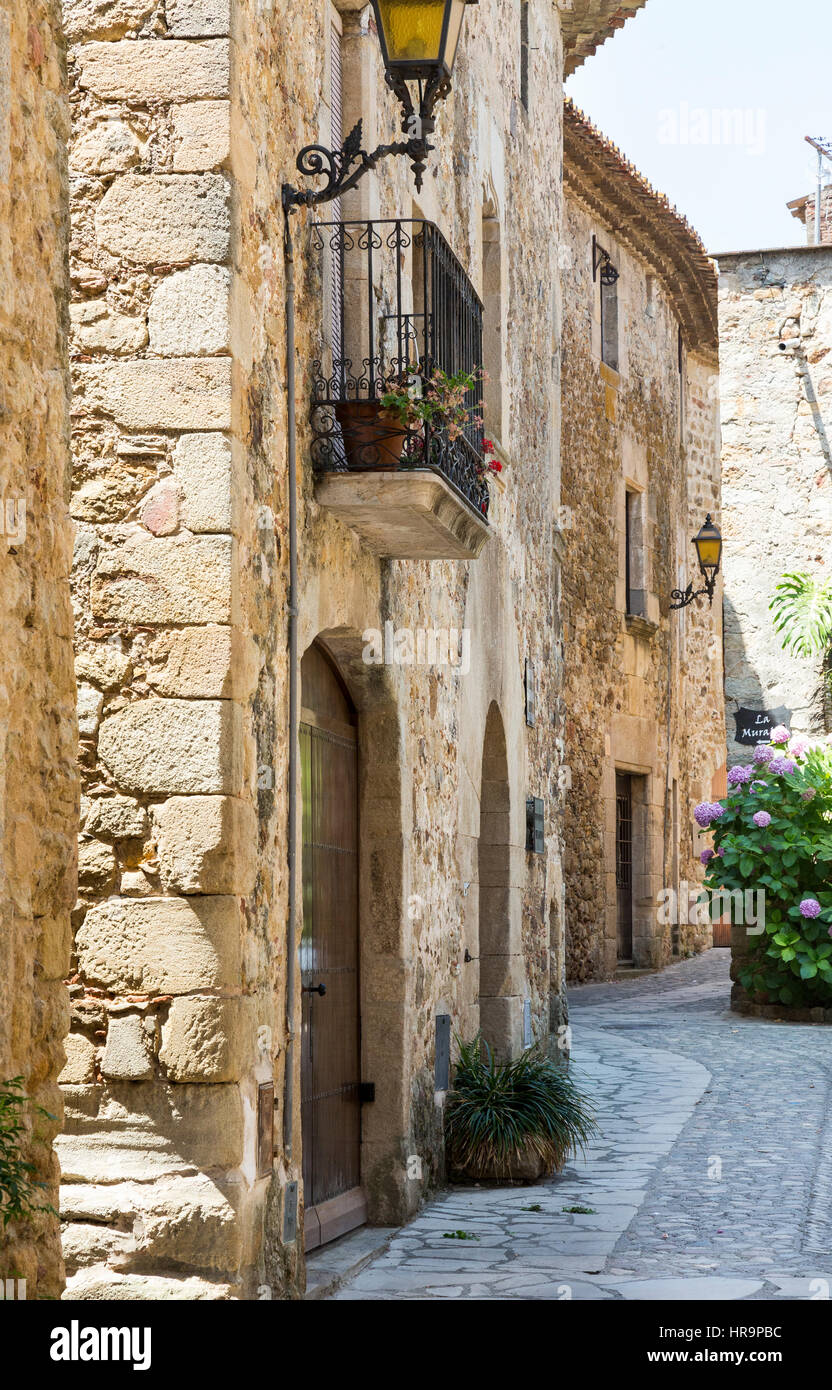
[670,514,723,610]
[283,0,477,209]
[593,235,620,286]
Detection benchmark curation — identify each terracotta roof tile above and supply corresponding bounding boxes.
[563,98,719,361]
[561,1,649,75]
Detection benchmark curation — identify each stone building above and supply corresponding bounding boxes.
[788,183,832,247]
[560,102,724,983]
[0,0,76,1298]
[715,223,832,766]
[715,197,832,1007]
[56,0,649,1298]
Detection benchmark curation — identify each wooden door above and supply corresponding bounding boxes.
[300,644,363,1249]
[616,772,634,962]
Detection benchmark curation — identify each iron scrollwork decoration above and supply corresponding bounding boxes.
[283,65,450,212]
[592,234,619,286]
[283,118,427,212]
[670,576,719,611]
[669,580,702,611]
[309,217,490,521]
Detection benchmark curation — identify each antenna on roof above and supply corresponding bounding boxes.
[805,136,832,244]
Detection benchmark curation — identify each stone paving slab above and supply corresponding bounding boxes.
[327,951,832,1300]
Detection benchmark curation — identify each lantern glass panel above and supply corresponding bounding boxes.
[442,0,466,68]
[694,522,722,572]
[377,0,447,63]
[696,539,721,569]
[375,0,466,72]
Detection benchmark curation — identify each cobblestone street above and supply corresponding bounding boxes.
[323,950,832,1300]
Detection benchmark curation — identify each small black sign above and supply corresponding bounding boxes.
[733,706,792,746]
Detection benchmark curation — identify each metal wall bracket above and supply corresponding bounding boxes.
[669,579,716,610]
[592,234,620,285]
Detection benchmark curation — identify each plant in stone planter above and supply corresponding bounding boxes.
[444,1037,598,1183]
[696,727,832,1007]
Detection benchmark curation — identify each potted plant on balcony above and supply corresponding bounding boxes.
[335,367,504,485]
[444,1036,598,1183]
[333,395,413,472]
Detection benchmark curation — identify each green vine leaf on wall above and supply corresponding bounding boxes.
[0,1078,56,1230]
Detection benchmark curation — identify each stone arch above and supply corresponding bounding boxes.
[477,700,522,1057]
[298,627,409,1225]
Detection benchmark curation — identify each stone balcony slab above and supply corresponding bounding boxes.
[314,469,490,561]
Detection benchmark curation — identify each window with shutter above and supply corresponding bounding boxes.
[625,487,646,617]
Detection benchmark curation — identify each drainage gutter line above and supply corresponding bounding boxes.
[282,202,300,1161]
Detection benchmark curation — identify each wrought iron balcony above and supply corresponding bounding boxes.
[308,217,490,560]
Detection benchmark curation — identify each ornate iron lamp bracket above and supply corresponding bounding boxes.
[669,577,717,610]
[283,69,450,212]
[592,235,619,285]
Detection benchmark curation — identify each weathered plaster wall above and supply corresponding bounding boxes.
[718,248,832,764]
[560,190,724,982]
[0,0,76,1298]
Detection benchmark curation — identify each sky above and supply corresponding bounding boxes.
[566,0,832,254]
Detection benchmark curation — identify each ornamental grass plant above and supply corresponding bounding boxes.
[444,1036,598,1180]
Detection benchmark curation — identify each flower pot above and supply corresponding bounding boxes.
[448,1141,556,1185]
[334,400,409,471]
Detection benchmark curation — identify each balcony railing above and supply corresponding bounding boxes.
[309,218,490,521]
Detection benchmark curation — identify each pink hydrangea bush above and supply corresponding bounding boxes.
[696,731,832,1007]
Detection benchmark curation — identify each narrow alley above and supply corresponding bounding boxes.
[320,952,832,1301]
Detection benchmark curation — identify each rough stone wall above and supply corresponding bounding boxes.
[0,0,75,1298]
[290,0,567,1215]
[561,191,724,982]
[717,247,832,763]
[59,0,282,1299]
[57,0,647,1297]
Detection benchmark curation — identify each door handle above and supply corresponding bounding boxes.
[303,982,327,996]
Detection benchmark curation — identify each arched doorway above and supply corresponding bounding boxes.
[300,642,365,1249]
[477,702,515,1057]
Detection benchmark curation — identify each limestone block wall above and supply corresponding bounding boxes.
[0,0,76,1298]
[717,247,832,762]
[561,190,723,982]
